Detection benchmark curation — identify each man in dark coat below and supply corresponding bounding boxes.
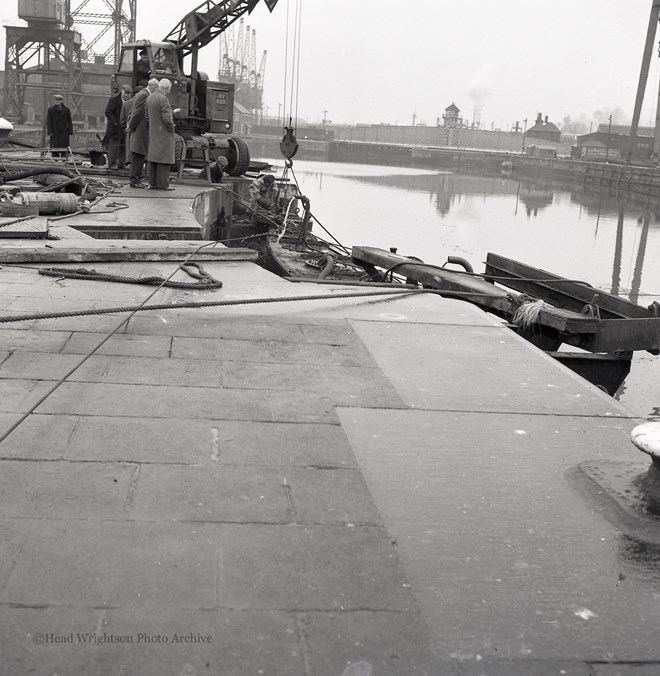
[128,78,158,188]
[119,87,136,166]
[105,84,131,169]
[136,49,151,87]
[145,79,175,190]
[46,94,73,160]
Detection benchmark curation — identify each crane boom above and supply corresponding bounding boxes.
[164,0,278,59]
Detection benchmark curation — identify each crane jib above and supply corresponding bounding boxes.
[166,0,280,52]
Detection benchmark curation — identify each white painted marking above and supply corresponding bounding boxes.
[377,313,408,320]
[210,427,220,462]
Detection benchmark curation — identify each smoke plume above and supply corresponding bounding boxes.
[466,62,496,113]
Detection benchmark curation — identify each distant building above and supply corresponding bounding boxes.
[525,144,557,159]
[526,113,561,143]
[576,129,652,161]
[597,123,654,136]
[574,139,621,161]
[442,102,462,128]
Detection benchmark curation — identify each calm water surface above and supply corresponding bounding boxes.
[264,158,660,419]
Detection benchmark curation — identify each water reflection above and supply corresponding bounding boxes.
[316,166,659,305]
[267,159,660,417]
[518,187,554,218]
[630,212,652,305]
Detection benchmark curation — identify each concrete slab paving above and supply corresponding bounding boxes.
[459,660,596,675]
[36,381,274,421]
[1,253,658,673]
[0,518,31,592]
[284,467,384,526]
[60,417,356,467]
[0,413,79,460]
[64,415,220,464]
[338,408,658,662]
[0,379,58,413]
[351,320,633,417]
[217,524,416,611]
[130,465,291,523]
[592,665,660,676]
[0,460,135,519]
[304,610,447,676]
[0,606,101,676]
[222,361,405,408]
[1,520,220,608]
[89,608,305,676]
[125,313,309,341]
[62,331,173,358]
[268,389,340,424]
[0,327,72,352]
[0,352,224,387]
[171,333,378,367]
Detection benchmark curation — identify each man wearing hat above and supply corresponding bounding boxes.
[46,94,73,160]
[128,78,159,188]
[202,155,228,183]
[248,173,280,224]
[136,49,151,87]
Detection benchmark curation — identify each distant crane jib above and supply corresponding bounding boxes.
[163,0,279,55]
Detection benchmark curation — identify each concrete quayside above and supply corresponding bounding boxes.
[1,176,660,675]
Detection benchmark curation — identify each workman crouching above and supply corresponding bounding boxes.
[248,174,282,226]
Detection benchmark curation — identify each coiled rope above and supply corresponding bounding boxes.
[37,262,223,290]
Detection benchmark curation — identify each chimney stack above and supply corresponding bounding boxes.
[544,115,549,124]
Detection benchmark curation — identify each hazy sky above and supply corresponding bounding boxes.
[1,0,659,128]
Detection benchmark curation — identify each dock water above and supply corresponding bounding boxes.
[0,183,656,675]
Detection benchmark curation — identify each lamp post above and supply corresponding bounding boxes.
[605,114,612,162]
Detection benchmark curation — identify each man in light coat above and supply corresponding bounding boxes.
[128,78,158,188]
[145,78,175,190]
[248,174,280,224]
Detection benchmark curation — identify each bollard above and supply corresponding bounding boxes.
[631,422,660,472]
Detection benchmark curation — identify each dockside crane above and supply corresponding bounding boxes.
[112,0,279,175]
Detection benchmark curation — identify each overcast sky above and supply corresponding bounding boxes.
[1,0,659,129]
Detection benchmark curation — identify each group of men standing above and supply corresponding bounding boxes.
[47,76,177,191]
[104,76,176,190]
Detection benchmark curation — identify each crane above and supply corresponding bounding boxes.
[111,0,279,174]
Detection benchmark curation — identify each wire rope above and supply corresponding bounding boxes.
[0,240,221,446]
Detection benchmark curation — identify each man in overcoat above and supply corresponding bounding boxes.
[119,87,137,166]
[136,49,151,87]
[104,84,131,169]
[46,94,73,160]
[128,78,158,188]
[145,79,176,190]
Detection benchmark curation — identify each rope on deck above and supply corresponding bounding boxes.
[0,240,224,446]
[37,263,224,290]
[0,288,424,324]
